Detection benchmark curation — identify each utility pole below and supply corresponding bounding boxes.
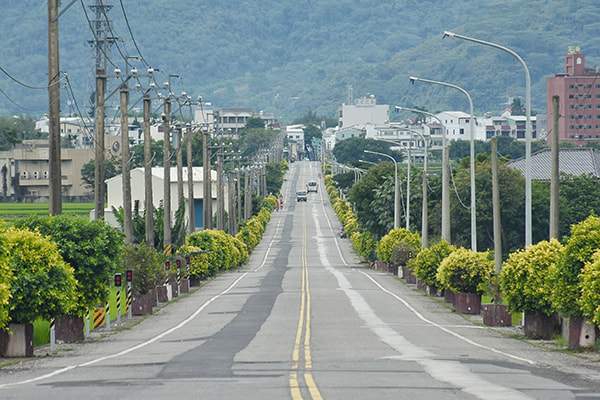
[186,124,195,234]
[244,168,252,219]
[216,144,225,230]
[202,129,212,229]
[48,0,61,215]
[406,141,412,230]
[550,96,560,239]
[491,137,502,281]
[163,98,172,253]
[421,138,429,248]
[228,174,236,234]
[90,0,115,220]
[176,125,184,212]
[143,94,154,246]
[236,167,242,224]
[120,82,133,243]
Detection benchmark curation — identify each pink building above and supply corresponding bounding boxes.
[547,47,600,143]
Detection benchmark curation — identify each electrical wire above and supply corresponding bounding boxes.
[118,0,150,67]
[97,0,133,66]
[0,64,65,90]
[64,75,95,142]
[79,0,119,69]
[0,86,38,112]
[449,163,470,210]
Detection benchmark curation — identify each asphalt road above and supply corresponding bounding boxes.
[1,160,600,399]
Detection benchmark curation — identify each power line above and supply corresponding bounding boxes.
[79,0,119,69]
[449,162,470,210]
[97,0,132,66]
[118,0,150,67]
[64,75,96,143]
[0,64,64,90]
[0,86,38,112]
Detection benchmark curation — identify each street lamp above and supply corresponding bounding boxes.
[443,31,533,247]
[364,149,400,229]
[408,76,478,251]
[396,106,450,243]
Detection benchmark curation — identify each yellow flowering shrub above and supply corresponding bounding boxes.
[436,248,493,294]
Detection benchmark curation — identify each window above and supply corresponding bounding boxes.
[459,128,464,135]
[569,84,575,89]
[569,94,574,99]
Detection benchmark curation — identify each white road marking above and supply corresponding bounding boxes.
[316,173,536,367]
[0,169,293,389]
[312,209,533,400]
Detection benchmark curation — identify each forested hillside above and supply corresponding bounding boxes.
[0,0,598,119]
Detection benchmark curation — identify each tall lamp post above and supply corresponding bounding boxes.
[364,150,400,229]
[408,76,478,251]
[396,106,449,243]
[443,31,532,247]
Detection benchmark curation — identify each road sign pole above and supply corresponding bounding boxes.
[114,273,122,325]
[49,318,56,352]
[126,270,133,320]
[105,301,111,331]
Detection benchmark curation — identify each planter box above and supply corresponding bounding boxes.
[403,267,416,284]
[171,282,179,298]
[426,285,441,297]
[387,264,399,276]
[444,289,455,304]
[179,279,190,294]
[0,323,33,357]
[373,261,388,272]
[189,277,202,287]
[55,315,84,343]
[416,279,427,291]
[454,293,481,314]
[524,311,559,340]
[481,304,512,327]
[562,316,596,349]
[156,285,172,303]
[132,291,155,316]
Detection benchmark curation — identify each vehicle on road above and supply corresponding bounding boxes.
[296,191,308,202]
[306,181,318,193]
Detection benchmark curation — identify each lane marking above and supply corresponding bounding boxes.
[312,209,533,400]
[316,168,536,367]
[0,166,296,390]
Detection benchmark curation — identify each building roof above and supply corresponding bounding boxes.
[436,111,472,119]
[508,148,600,180]
[106,167,217,184]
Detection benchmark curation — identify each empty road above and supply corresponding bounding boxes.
[1,160,599,399]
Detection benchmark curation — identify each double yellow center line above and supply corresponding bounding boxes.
[289,207,323,400]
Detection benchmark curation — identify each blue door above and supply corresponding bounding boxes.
[194,199,204,228]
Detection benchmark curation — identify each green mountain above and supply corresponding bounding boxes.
[0,0,598,120]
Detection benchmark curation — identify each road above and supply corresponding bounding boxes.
[1,160,600,399]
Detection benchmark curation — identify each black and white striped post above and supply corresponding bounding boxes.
[49,318,56,352]
[176,258,182,294]
[105,301,111,331]
[126,270,133,320]
[114,273,122,325]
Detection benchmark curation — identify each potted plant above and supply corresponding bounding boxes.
[124,244,165,315]
[1,228,77,357]
[376,228,421,280]
[550,215,600,348]
[499,240,563,334]
[579,250,600,346]
[410,240,456,297]
[436,248,492,315]
[14,216,123,342]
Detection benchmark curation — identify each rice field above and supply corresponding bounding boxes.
[0,202,94,219]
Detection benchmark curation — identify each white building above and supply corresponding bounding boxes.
[286,124,305,160]
[339,95,389,130]
[431,111,487,141]
[194,106,280,136]
[106,167,226,230]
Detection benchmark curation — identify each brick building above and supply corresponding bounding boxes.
[547,47,600,143]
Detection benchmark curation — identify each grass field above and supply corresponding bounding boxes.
[0,202,93,219]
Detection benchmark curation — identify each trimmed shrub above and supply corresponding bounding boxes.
[436,248,493,295]
[410,240,456,289]
[579,250,600,326]
[499,239,563,316]
[179,244,212,280]
[4,228,78,324]
[124,243,166,297]
[13,215,124,315]
[351,231,377,262]
[376,228,421,264]
[550,215,600,317]
[261,195,278,212]
[0,232,12,330]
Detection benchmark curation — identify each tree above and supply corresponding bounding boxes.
[239,128,277,157]
[131,139,165,168]
[303,124,322,147]
[0,116,40,150]
[81,158,120,190]
[510,97,526,116]
[245,117,265,129]
[333,137,399,167]
[292,110,337,128]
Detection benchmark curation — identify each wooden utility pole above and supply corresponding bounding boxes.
[120,83,133,243]
[236,168,242,225]
[421,139,429,248]
[163,98,172,252]
[143,94,154,246]
[441,137,451,242]
[244,169,252,219]
[228,174,236,234]
[176,125,184,211]
[48,0,62,215]
[550,95,560,239]
[202,130,212,229]
[491,137,502,279]
[186,125,195,234]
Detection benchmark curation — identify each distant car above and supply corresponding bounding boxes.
[296,191,308,202]
[306,181,318,193]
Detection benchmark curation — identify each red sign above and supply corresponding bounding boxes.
[185,255,191,266]
[165,260,171,270]
[126,270,133,282]
[114,273,122,287]
[176,258,182,268]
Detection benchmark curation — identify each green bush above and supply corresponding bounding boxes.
[550,215,600,317]
[124,243,166,297]
[0,232,12,330]
[14,215,124,315]
[351,231,377,262]
[579,250,600,325]
[376,228,421,264]
[179,244,212,280]
[233,236,249,265]
[409,240,456,289]
[499,239,563,316]
[436,248,493,294]
[4,228,78,324]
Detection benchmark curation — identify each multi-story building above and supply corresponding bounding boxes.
[194,106,279,136]
[0,140,94,200]
[339,95,389,129]
[547,46,600,143]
